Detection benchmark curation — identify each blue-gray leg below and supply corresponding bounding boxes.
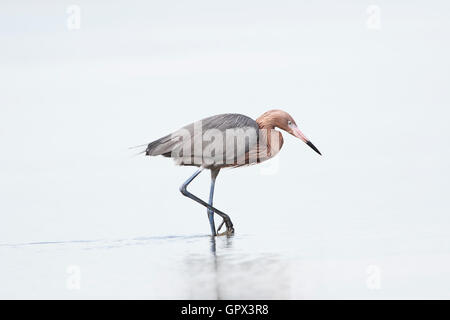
[180,168,234,236]
[207,170,220,236]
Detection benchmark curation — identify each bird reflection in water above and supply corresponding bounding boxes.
[184,235,290,299]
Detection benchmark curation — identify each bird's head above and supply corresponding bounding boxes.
[257,109,322,156]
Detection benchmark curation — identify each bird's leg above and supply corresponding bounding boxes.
[217,220,225,233]
[180,168,234,236]
[207,170,219,236]
[208,170,228,236]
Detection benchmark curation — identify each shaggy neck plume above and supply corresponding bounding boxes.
[255,111,284,154]
[256,112,276,129]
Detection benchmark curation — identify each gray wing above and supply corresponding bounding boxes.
[146,113,259,167]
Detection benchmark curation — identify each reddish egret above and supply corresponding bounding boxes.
[144,109,321,236]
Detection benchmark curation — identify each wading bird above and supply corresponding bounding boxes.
[144,109,321,236]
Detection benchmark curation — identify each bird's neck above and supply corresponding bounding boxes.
[256,114,284,156]
[256,113,275,129]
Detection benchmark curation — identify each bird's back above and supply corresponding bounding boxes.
[145,113,283,169]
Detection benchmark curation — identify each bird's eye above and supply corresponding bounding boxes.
[287,120,292,126]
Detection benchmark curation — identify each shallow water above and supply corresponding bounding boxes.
[2,229,450,299]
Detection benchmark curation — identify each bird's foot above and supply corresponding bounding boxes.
[217,228,234,236]
[216,219,234,236]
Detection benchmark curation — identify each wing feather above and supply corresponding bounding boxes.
[145,113,261,167]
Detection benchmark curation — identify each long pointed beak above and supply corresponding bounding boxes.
[292,127,322,156]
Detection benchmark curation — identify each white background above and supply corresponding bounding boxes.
[1,0,449,299]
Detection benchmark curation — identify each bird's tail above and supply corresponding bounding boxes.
[143,134,180,157]
[128,144,148,150]
[128,144,148,157]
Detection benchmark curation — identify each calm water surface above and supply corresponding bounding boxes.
[2,229,450,299]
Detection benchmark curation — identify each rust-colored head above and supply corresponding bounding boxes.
[256,109,322,155]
